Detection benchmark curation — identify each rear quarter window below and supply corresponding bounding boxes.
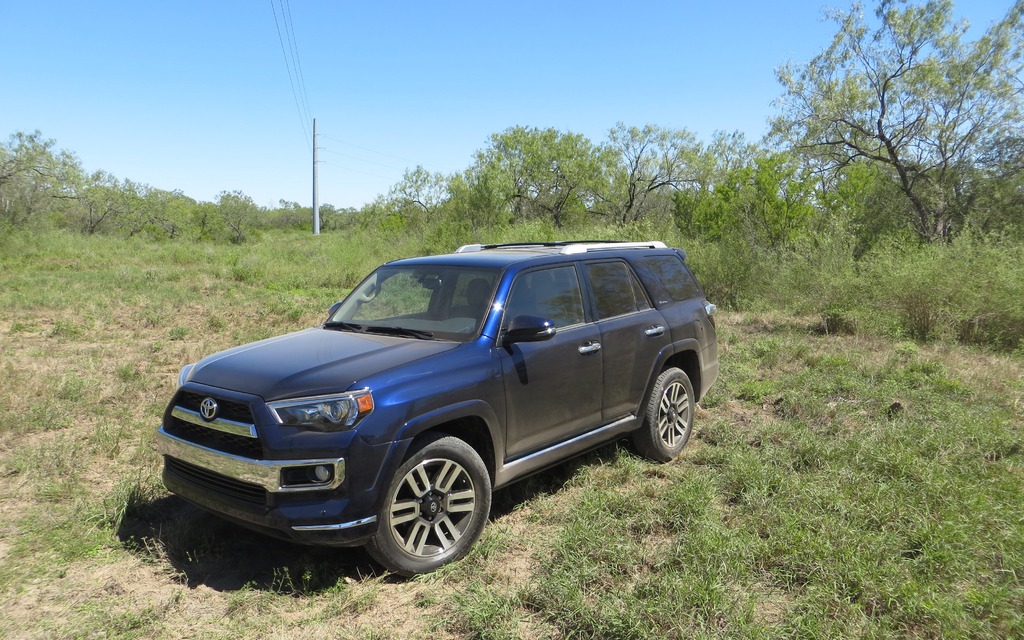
[641,256,700,302]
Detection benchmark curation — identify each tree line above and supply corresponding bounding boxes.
[2,0,1022,252]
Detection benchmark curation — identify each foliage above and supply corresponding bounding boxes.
[774,0,1024,241]
[602,123,702,225]
[675,151,817,248]
[470,126,612,228]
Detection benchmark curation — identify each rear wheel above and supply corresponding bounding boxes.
[366,434,491,576]
[632,367,695,462]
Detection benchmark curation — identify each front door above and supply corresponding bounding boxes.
[499,265,603,458]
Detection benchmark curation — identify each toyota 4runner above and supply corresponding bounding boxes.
[156,240,718,575]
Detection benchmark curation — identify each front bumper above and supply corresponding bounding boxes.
[156,426,378,546]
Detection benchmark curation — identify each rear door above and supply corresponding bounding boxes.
[582,260,670,421]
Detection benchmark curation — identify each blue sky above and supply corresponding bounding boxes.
[1,1,1013,209]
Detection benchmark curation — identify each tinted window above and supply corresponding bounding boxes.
[504,266,585,328]
[643,256,698,301]
[586,261,651,320]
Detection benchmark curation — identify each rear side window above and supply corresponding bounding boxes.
[585,261,651,320]
[642,256,699,302]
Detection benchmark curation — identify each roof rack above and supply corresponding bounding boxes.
[455,240,667,255]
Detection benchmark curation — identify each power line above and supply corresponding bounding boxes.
[270,0,311,151]
[320,135,420,164]
[320,147,405,172]
[319,161,394,181]
[282,0,313,125]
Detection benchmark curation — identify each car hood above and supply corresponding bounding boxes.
[187,327,460,401]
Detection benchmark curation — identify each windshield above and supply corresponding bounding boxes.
[328,265,500,342]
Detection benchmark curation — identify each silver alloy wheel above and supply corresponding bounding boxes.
[386,457,477,558]
[658,380,690,448]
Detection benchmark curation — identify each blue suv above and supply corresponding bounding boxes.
[156,241,718,575]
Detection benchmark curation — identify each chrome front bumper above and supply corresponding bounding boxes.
[156,426,345,493]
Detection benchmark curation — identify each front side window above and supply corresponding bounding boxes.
[504,266,585,329]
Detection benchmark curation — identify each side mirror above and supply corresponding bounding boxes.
[327,301,343,318]
[503,315,556,345]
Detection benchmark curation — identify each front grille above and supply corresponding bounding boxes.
[164,415,264,459]
[178,391,254,423]
[166,457,267,506]
[166,389,264,459]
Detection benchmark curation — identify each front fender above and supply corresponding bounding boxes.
[357,399,504,520]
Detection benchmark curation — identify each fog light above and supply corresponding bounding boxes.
[312,465,331,483]
[281,463,336,488]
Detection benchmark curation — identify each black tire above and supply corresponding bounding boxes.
[366,434,491,576]
[632,367,695,462]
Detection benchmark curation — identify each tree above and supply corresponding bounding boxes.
[473,126,610,228]
[143,189,197,239]
[603,123,702,225]
[672,131,759,239]
[217,190,260,243]
[674,150,816,247]
[0,130,81,228]
[775,0,1024,241]
[389,166,450,217]
[72,171,134,235]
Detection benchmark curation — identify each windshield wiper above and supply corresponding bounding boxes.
[323,320,365,333]
[363,325,435,340]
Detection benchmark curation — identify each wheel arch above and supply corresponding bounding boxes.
[392,400,500,483]
[662,348,702,402]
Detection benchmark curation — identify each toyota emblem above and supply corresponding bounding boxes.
[199,397,219,421]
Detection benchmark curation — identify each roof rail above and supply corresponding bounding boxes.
[455,240,667,254]
[558,241,667,254]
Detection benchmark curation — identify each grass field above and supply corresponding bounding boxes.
[1,231,1022,639]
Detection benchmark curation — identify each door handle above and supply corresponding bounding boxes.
[645,325,665,337]
[578,341,602,355]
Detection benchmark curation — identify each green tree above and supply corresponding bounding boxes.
[143,189,197,239]
[672,131,759,239]
[473,126,609,228]
[603,123,702,225]
[775,0,1024,241]
[217,190,260,243]
[389,166,450,218]
[675,152,816,247]
[0,130,80,229]
[71,171,134,235]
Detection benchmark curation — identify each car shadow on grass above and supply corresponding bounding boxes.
[116,494,384,593]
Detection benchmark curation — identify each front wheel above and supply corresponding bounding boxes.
[366,434,491,576]
[632,367,695,462]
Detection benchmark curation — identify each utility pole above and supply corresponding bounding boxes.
[312,117,320,235]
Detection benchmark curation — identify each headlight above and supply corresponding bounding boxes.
[268,389,374,431]
[178,363,196,388]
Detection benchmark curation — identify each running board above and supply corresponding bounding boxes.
[494,415,639,488]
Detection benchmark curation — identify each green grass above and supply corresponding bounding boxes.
[0,230,1021,638]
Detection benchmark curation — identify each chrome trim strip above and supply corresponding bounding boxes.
[171,406,258,439]
[501,415,636,480]
[157,427,345,493]
[292,515,378,532]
